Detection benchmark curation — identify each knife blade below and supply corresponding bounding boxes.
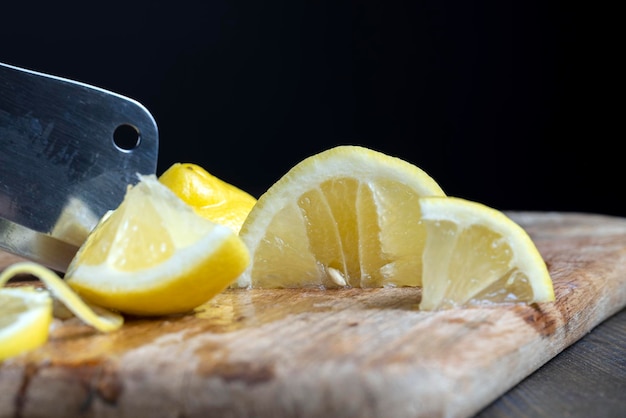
[0,62,158,273]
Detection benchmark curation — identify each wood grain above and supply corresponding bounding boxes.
[0,212,625,418]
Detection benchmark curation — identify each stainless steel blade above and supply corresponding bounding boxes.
[0,62,158,272]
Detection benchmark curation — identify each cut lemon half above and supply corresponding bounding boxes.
[418,196,554,310]
[159,162,257,234]
[65,175,250,316]
[236,145,446,289]
[0,287,51,361]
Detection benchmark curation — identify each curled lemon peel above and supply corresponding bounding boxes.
[0,262,123,332]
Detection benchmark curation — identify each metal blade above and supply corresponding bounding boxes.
[0,62,158,272]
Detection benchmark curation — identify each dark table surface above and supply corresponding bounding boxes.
[476,308,625,418]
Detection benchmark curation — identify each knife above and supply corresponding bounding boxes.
[0,62,158,273]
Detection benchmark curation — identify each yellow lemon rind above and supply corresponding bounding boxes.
[159,162,257,234]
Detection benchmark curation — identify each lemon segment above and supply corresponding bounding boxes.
[159,162,257,234]
[236,145,446,289]
[418,196,554,310]
[65,175,250,316]
[0,287,51,361]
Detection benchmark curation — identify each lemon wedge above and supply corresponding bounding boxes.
[65,174,250,316]
[418,196,554,310]
[159,162,257,234]
[236,145,446,289]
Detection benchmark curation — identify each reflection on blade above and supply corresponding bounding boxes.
[0,217,78,273]
[51,196,100,247]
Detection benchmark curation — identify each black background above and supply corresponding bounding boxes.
[2,1,621,216]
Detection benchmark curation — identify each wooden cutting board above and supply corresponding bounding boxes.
[0,212,625,418]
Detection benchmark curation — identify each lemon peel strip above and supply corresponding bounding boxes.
[0,262,123,332]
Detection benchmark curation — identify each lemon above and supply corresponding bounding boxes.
[159,162,257,234]
[235,145,446,289]
[0,287,51,361]
[418,196,554,310]
[64,174,250,316]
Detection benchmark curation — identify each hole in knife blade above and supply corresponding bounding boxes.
[113,124,141,151]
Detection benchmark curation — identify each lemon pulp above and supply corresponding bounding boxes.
[418,197,554,310]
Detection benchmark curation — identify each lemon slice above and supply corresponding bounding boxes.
[0,261,124,360]
[418,196,554,310]
[0,262,123,332]
[0,287,51,361]
[65,174,250,316]
[159,162,257,234]
[236,145,446,289]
